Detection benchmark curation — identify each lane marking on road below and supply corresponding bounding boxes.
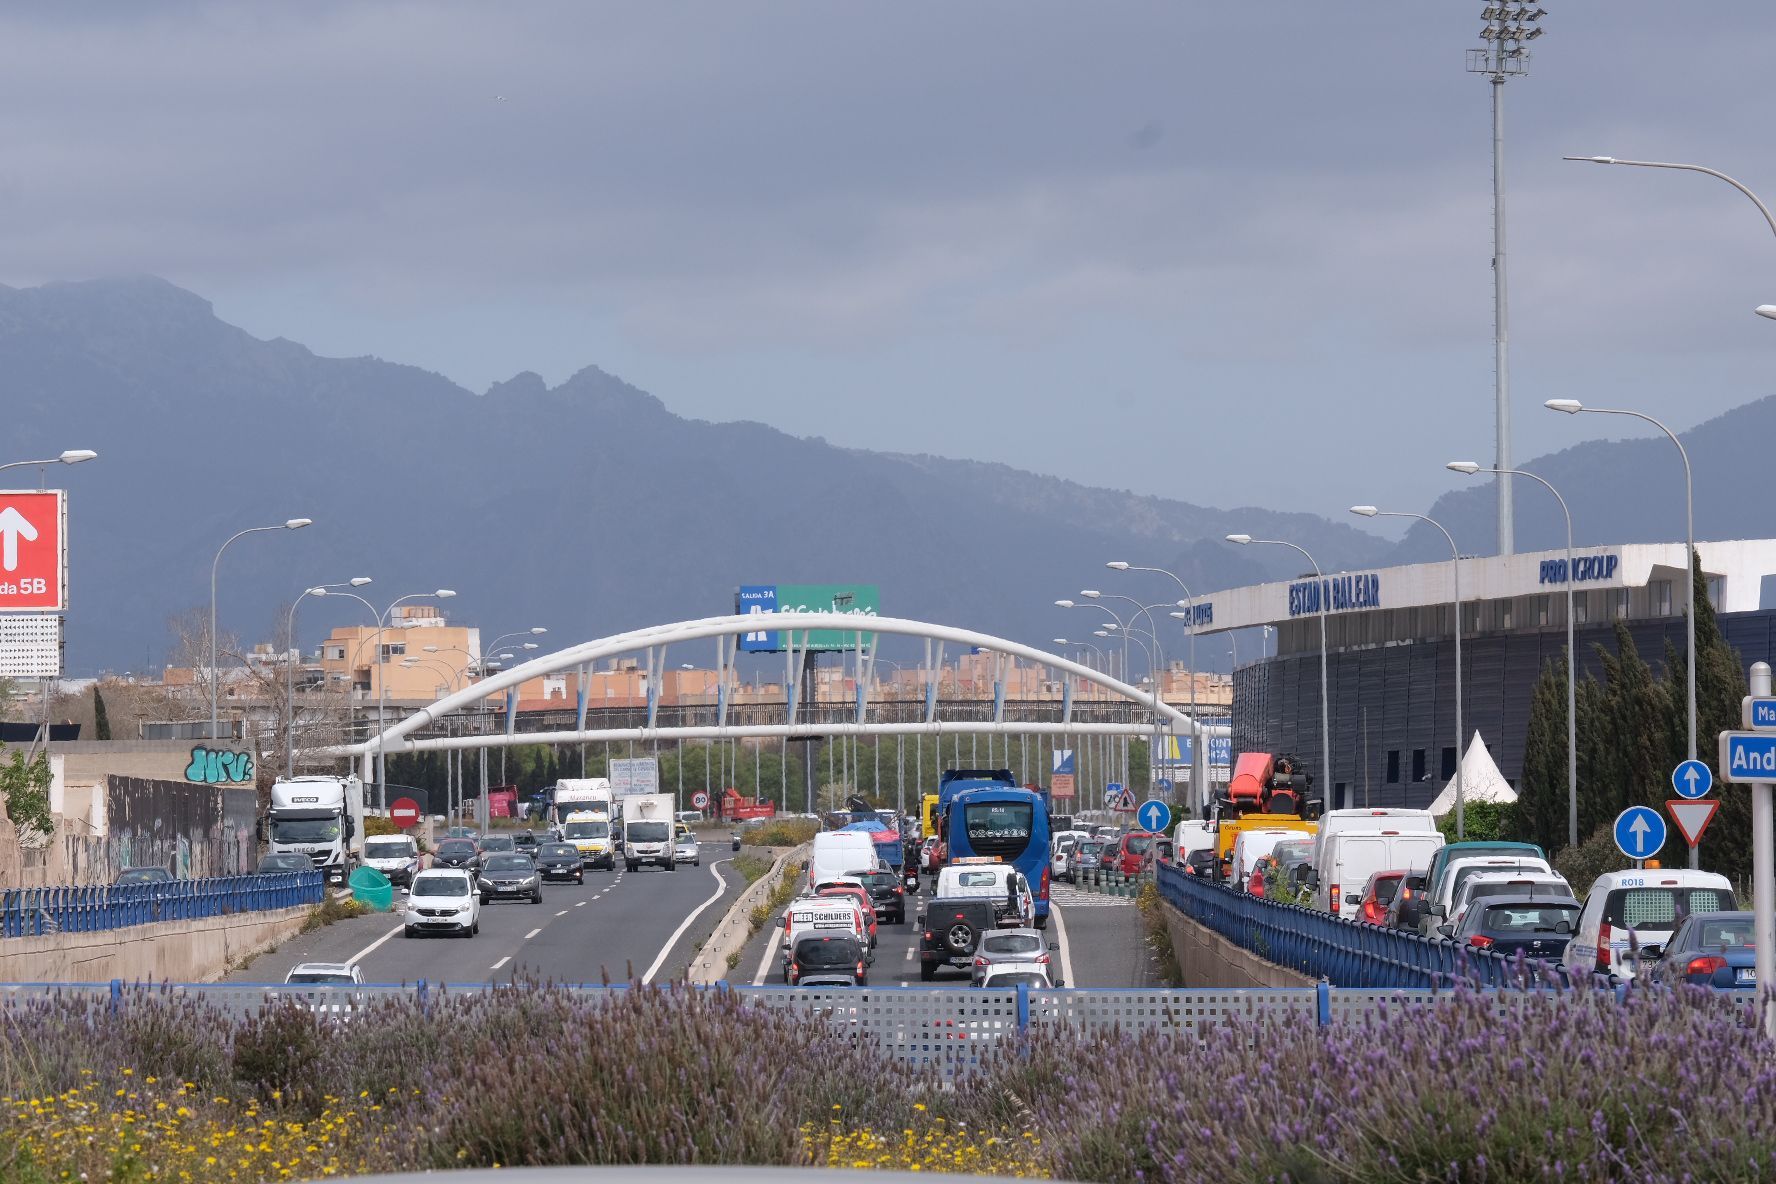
[343,918,406,968]
[575,901,586,907]
[642,858,732,984]
[490,956,511,971]
[904,945,913,962]
[751,921,784,986]
[524,928,542,939]
[1050,903,1078,989]
[556,910,569,917]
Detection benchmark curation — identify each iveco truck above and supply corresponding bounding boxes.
[267,775,366,885]
[621,793,677,872]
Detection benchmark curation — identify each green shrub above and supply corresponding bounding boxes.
[746,818,819,848]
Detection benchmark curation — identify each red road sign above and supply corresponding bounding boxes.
[1050,774,1076,799]
[0,491,65,612]
[691,790,710,810]
[389,797,421,828]
[1667,799,1719,847]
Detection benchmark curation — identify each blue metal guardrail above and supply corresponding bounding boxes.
[0,871,326,938]
[1156,861,1610,991]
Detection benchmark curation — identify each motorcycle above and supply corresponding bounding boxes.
[731,831,743,852]
[901,867,920,895]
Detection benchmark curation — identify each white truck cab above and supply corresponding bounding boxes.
[621,793,677,871]
[932,860,1035,929]
[1566,869,1736,981]
[266,775,366,886]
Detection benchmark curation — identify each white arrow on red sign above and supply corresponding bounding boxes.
[1667,799,1720,847]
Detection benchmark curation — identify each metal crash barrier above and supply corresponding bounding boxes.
[1156,861,1613,991]
[0,872,326,938]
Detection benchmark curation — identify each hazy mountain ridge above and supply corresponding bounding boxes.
[12,275,1752,676]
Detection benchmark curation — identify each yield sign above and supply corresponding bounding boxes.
[1667,799,1720,847]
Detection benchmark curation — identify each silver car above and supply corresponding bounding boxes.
[970,927,1056,985]
[674,830,701,867]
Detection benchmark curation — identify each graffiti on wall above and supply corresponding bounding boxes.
[61,777,257,883]
[185,746,253,785]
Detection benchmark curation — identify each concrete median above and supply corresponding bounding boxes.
[688,841,811,985]
[0,905,313,983]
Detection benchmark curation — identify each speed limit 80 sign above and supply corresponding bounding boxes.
[0,492,66,612]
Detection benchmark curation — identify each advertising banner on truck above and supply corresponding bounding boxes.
[735,584,879,653]
[609,757,659,797]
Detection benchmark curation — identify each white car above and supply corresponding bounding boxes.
[1442,872,1572,935]
[361,836,421,888]
[1420,856,1555,937]
[674,828,701,867]
[404,869,481,938]
[1565,868,1735,982]
[278,962,365,1016]
[978,960,1054,989]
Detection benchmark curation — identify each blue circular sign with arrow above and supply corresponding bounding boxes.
[1613,805,1667,861]
[1671,759,1713,800]
[1138,798,1172,835]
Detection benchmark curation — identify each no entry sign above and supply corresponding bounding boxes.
[390,797,421,828]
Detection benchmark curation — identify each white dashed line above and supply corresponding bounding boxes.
[575,901,586,908]
[490,956,511,970]
[524,928,542,940]
[556,910,568,917]
[342,919,405,967]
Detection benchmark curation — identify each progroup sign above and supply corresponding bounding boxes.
[0,491,66,613]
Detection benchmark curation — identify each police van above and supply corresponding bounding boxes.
[1564,868,1735,981]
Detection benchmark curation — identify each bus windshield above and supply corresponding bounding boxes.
[965,802,1034,859]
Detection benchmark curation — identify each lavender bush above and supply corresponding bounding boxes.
[980,985,1776,1184]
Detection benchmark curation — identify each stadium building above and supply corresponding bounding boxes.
[1205,540,1776,810]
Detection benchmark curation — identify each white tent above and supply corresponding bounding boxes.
[1428,731,1517,817]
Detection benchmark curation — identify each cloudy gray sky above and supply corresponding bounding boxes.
[3,2,1772,521]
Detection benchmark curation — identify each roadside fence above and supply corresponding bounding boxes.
[0,872,326,938]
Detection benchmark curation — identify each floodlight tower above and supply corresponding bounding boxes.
[1468,3,1545,556]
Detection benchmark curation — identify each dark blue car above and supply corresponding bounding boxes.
[1648,910,1758,991]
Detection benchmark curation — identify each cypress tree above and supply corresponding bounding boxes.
[1664,549,1750,879]
[92,686,112,741]
[1514,658,1571,854]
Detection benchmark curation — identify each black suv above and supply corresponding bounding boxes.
[918,898,995,982]
[857,869,907,924]
[433,838,482,873]
[535,843,586,884]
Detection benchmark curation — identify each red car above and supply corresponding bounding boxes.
[817,885,879,946]
[1108,831,1160,877]
[1356,870,1409,926]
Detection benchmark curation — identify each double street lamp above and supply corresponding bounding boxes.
[284,577,372,776]
[209,518,312,741]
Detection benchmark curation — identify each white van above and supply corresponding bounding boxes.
[1565,869,1736,981]
[1173,820,1215,860]
[1313,829,1446,920]
[1420,856,1556,937]
[808,831,878,890]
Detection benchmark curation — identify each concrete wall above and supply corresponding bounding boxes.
[0,905,312,983]
[1162,900,1314,989]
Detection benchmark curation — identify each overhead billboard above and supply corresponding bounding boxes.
[610,757,660,798]
[735,584,879,653]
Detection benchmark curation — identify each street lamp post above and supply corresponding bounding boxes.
[209,518,312,741]
[1228,534,1331,800]
[1450,461,1579,850]
[315,587,456,810]
[284,576,372,776]
[1562,155,1776,321]
[1353,507,1468,837]
[0,450,98,487]
[1110,563,1206,812]
[404,655,465,821]
[1545,399,1697,862]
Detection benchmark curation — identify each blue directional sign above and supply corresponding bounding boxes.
[1721,731,1776,783]
[1138,799,1172,835]
[1612,805,1667,861]
[1750,698,1776,729]
[1155,778,1173,793]
[1671,759,1713,801]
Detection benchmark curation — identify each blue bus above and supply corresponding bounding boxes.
[944,785,1052,929]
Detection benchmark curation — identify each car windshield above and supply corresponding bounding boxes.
[256,856,305,871]
[628,821,670,843]
[485,855,533,872]
[860,872,898,889]
[982,933,1044,957]
[1480,904,1579,933]
[480,837,515,852]
[285,972,354,985]
[269,819,340,844]
[1079,842,1103,856]
[540,844,579,859]
[1372,878,1401,904]
[954,871,1002,888]
[1126,835,1154,854]
[564,821,609,839]
[412,876,469,898]
[364,839,414,859]
[1696,917,1755,949]
[1274,841,1313,862]
[436,841,475,858]
[795,938,863,967]
[117,868,170,884]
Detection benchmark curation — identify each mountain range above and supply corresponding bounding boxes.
[5,277,1767,677]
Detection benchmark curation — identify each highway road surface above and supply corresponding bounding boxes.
[227,839,746,985]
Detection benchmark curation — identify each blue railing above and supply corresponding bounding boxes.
[0,872,325,939]
[1156,862,1609,991]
